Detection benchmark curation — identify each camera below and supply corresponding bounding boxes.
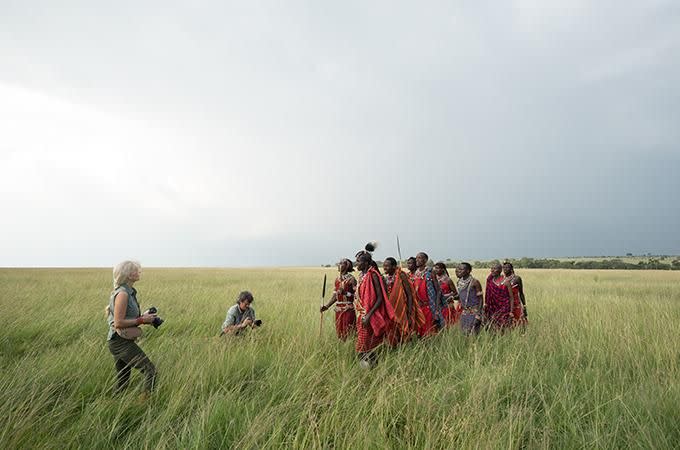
[254,319,262,327]
[146,306,164,329]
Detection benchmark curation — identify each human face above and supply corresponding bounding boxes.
[356,258,368,272]
[490,264,502,277]
[128,268,141,284]
[434,265,444,276]
[455,265,465,278]
[238,300,252,312]
[406,259,416,272]
[383,260,396,275]
[416,253,427,268]
[503,264,513,276]
[338,259,348,273]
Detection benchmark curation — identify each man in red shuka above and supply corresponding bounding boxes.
[354,247,395,368]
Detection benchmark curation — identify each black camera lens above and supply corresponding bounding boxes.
[147,306,158,314]
[152,317,164,329]
[254,319,262,327]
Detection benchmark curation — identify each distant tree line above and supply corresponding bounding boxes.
[447,257,680,271]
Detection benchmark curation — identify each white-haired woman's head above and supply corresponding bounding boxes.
[113,260,141,289]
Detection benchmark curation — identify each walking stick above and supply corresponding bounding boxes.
[396,234,403,269]
[319,273,327,337]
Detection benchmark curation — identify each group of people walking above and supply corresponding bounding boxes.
[320,243,528,368]
[104,248,529,395]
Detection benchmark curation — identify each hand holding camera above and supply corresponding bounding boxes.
[240,318,263,329]
[143,306,164,328]
[139,313,156,325]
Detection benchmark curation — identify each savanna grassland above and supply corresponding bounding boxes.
[1,268,679,449]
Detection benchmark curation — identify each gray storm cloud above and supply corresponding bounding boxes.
[1,1,678,266]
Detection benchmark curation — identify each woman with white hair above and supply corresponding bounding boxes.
[106,260,158,395]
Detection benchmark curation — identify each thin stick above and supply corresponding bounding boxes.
[397,234,403,268]
[319,274,327,338]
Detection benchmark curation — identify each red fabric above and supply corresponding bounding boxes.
[442,307,451,325]
[439,277,461,327]
[416,305,435,337]
[384,269,426,346]
[414,276,428,305]
[386,322,403,347]
[355,267,394,353]
[335,309,356,340]
[384,274,403,347]
[510,283,527,327]
[485,274,513,330]
[356,316,384,352]
[442,303,462,326]
[440,279,452,296]
[414,275,437,336]
[335,275,355,301]
[333,274,356,340]
[357,267,394,337]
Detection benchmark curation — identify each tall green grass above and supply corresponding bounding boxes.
[1,268,679,449]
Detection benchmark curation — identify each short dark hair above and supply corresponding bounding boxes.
[356,252,372,263]
[503,261,514,269]
[460,262,472,272]
[384,257,397,266]
[406,256,416,262]
[237,291,254,303]
[340,258,354,272]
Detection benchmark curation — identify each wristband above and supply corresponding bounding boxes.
[136,317,144,325]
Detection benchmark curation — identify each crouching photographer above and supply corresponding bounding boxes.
[220,291,262,336]
[106,260,161,395]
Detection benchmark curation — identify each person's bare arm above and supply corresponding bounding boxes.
[113,292,154,329]
[402,273,415,324]
[504,278,515,314]
[222,320,252,335]
[222,315,253,334]
[321,291,338,312]
[517,276,526,305]
[473,279,484,313]
[447,278,459,300]
[433,272,442,298]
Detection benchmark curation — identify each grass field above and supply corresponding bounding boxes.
[1,268,679,449]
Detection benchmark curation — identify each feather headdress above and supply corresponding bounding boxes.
[355,241,378,259]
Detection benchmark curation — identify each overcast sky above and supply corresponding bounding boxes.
[1,1,679,267]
